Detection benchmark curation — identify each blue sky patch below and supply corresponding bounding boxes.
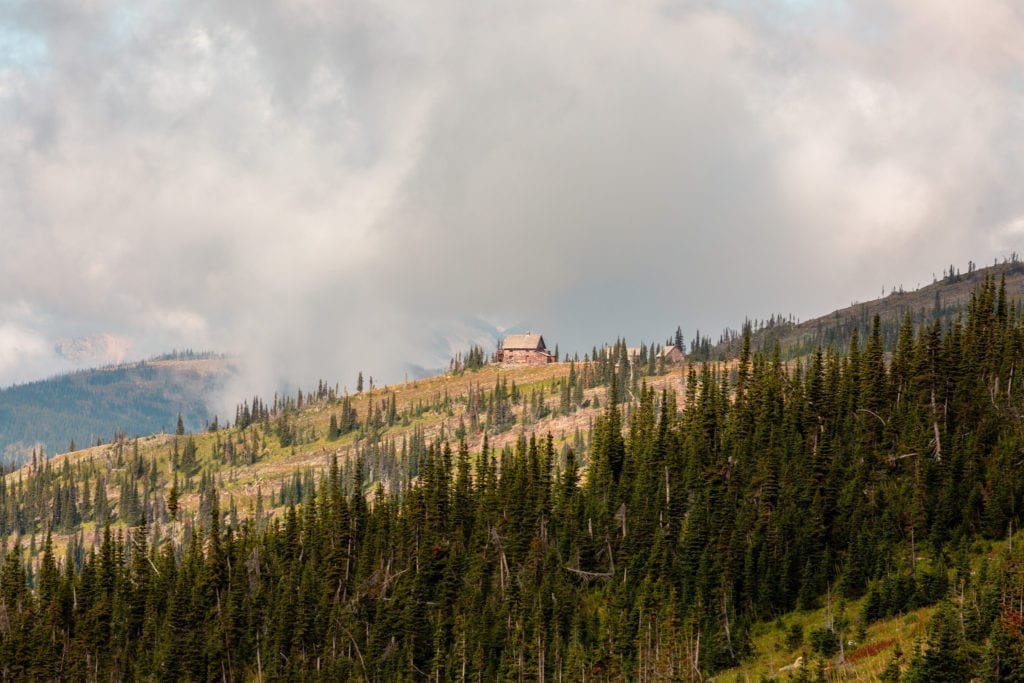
[0,25,47,69]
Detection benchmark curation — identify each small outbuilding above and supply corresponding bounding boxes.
[496,333,555,365]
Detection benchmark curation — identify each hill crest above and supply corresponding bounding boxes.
[708,259,1024,360]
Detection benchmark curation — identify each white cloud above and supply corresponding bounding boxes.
[0,322,47,378]
[2,0,1024,393]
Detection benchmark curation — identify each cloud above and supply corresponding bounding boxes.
[0,302,60,384]
[0,320,47,381]
[2,0,1024,400]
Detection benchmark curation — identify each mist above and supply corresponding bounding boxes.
[2,1,1024,406]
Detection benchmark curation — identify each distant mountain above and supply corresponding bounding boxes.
[706,260,1024,361]
[53,333,131,366]
[0,316,529,464]
[410,316,529,377]
[0,353,234,464]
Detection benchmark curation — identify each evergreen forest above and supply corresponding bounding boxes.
[3,276,1024,680]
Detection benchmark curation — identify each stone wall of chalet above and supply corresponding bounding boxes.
[501,349,553,365]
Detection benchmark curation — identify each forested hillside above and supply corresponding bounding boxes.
[0,354,232,464]
[696,259,1024,363]
[2,278,1024,679]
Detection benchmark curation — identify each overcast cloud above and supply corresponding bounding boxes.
[2,0,1024,403]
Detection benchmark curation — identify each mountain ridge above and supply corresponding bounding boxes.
[704,258,1024,361]
[0,354,234,463]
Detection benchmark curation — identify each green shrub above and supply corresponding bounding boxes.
[786,623,804,651]
[809,627,839,657]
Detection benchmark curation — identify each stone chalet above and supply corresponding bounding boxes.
[659,345,686,365]
[496,333,555,366]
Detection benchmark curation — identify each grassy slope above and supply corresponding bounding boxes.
[718,535,1018,681]
[22,362,684,537]
[20,359,971,681]
[14,360,983,679]
[11,356,1002,680]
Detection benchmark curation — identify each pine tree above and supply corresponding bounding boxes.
[168,472,179,521]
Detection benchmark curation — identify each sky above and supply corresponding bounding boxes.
[2,0,1024,404]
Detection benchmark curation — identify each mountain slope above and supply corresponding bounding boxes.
[710,259,1024,360]
[0,354,234,462]
[0,317,539,464]
[5,274,1024,678]
[4,279,1024,678]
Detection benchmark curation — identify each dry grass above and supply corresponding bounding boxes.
[719,536,1015,681]
[20,362,690,538]
[719,604,933,682]
[847,638,894,662]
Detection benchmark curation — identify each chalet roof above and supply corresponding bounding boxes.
[502,333,546,351]
[659,346,685,358]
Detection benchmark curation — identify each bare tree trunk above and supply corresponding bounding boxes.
[721,591,735,661]
[665,466,671,507]
[689,630,702,682]
[256,633,263,683]
[461,632,467,683]
[538,632,545,683]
